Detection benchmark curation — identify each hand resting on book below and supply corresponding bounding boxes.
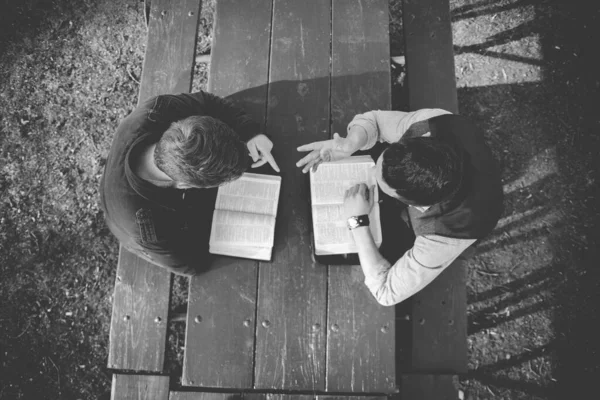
[343,183,376,219]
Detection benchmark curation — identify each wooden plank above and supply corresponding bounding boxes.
[170,393,242,400]
[317,397,387,400]
[327,0,395,393]
[108,0,201,372]
[410,259,467,373]
[253,0,331,390]
[182,0,273,388]
[244,395,313,400]
[402,0,466,373]
[108,247,171,371]
[111,374,169,400]
[182,261,258,387]
[139,0,202,103]
[207,0,273,117]
[402,0,458,113]
[400,374,457,400]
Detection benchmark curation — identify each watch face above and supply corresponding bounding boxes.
[347,217,360,229]
[347,215,369,230]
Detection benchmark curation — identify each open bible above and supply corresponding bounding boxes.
[309,155,382,256]
[209,173,281,261]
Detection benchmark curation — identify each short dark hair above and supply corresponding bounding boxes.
[154,116,248,187]
[381,137,464,206]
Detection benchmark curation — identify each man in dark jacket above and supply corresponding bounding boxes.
[100,91,279,275]
[297,109,503,305]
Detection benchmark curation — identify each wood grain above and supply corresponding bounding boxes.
[108,0,201,373]
[327,0,396,393]
[108,247,171,371]
[253,0,331,390]
[170,393,242,400]
[111,374,169,400]
[402,0,466,373]
[182,0,273,388]
[400,374,457,400]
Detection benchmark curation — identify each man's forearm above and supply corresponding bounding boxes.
[351,226,391,285]
[346,125,369,153]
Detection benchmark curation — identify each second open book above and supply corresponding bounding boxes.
[309,155,383,255]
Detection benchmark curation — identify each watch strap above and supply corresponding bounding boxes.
[347,214,370,230]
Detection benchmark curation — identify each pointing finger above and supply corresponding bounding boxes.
[248,142,259,162]
[263,151,280,172]
[251,159,268,168]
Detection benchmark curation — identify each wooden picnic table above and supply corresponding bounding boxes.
[109,1,466,399]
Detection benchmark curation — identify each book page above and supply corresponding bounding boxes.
[310,156,376,205]
[209,243,272,261]
[216,173,281,216]
[309,156,382,255]
[209,210,275,248]
[313,204,382,255]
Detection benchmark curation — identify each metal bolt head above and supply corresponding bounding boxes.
[419,318,426,325]
[123,315,130,321]
[380,325,389,333]
[403,314,411,321]
[262,320,271,328]
[154,317,162,323]
[312,323,321,331]
[243,319,251,327]
[161,10,167,16]
[331,324,339,332]
[188,11,194,16]
[194,315,202,323]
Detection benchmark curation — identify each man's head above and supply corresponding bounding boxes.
[375,137,464,207]
[154,115,248,188]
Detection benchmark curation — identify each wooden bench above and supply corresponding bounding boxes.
[108,0,465,398]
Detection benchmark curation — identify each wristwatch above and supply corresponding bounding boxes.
[347,214,370,230]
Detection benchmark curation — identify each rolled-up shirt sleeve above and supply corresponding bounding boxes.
[364,234,476,306]
[347,109,452,151]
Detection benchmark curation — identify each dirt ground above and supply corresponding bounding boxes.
[1,0,598,399]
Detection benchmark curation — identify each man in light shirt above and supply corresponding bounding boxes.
[296,109,503,306]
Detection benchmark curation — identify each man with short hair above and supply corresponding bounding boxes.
[297,109,503,305]
[100,91,279,275]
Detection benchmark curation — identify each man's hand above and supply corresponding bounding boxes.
[296,133,356,173]
[247,134,280,172]
[344,183,375,219]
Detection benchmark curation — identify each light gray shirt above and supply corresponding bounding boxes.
[348,109,476,306]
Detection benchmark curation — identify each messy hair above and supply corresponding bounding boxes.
[382,137,464,206]
[154,116,248,187]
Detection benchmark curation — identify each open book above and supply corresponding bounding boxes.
[209,173,281,261]
[309,155,382,256]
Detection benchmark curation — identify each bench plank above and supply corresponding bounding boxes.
[108,0,201,372]
[245,395,313,400]
[317,397,387,400]
[402,0,467,373]
[253,0,331,390]
[109,247,171,371]
[111,374,169,400]
[182,0,274,388]
[402,0,458,113]
[400,374,457,400]
[138,0,202,105]
[170,393,241,400]
[326,0,395,393]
